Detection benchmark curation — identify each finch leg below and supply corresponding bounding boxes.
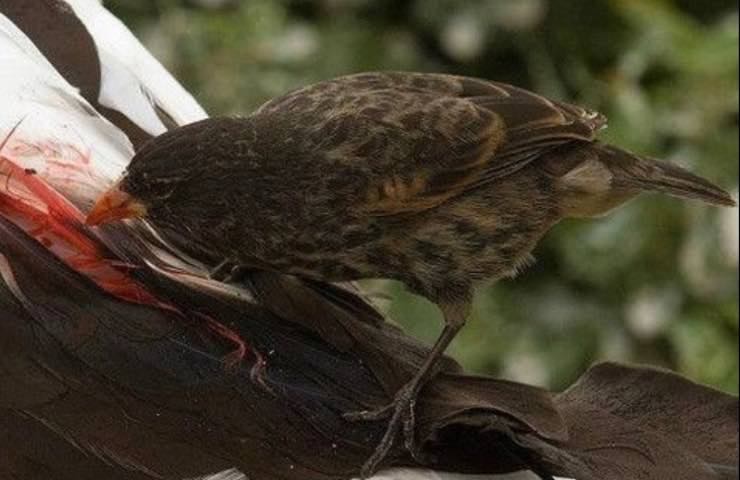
[344,300,470,478]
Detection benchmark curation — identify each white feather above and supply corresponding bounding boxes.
[61,0,208,135]
[0,12,132,207]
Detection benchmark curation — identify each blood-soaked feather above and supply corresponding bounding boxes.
[1,136,254,367]
[0,143,161,306]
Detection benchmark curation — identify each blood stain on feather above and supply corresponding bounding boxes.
[0,129,258,373]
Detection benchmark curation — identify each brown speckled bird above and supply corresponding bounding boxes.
[85,72,736,476]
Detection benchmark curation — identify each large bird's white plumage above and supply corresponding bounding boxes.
[63,0,208,135]
[0,10,130,207]
[0,2,556,479]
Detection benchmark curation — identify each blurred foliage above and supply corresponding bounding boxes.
[107,0,738,393]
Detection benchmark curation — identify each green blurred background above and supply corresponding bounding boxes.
[108,0,738,393]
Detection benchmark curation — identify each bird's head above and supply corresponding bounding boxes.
[85,120,222,227]
[85,156,199,227]
[85,160,209,227]
[85,148,186,225]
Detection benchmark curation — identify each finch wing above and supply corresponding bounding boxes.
[259,72,605,216]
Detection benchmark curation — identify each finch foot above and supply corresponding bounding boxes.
[343,307,470,478]
[343,381,422,478]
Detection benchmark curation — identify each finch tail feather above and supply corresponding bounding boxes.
[598,144,736,207]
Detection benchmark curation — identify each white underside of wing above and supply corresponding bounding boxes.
[0,12,132,208]
[62,0,208,135]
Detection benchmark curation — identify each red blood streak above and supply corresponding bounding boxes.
[0,129,254,370]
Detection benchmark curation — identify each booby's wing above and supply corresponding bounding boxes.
[63,0,207,135]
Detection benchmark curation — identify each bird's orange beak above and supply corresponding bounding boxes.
[85,183,147,226]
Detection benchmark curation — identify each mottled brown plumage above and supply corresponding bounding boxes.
[85,72,735,477]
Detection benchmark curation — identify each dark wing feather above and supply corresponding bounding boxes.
[467,84,605,180]
[258,72,605,217]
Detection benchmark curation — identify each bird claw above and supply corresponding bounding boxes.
[343,382,422,478]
